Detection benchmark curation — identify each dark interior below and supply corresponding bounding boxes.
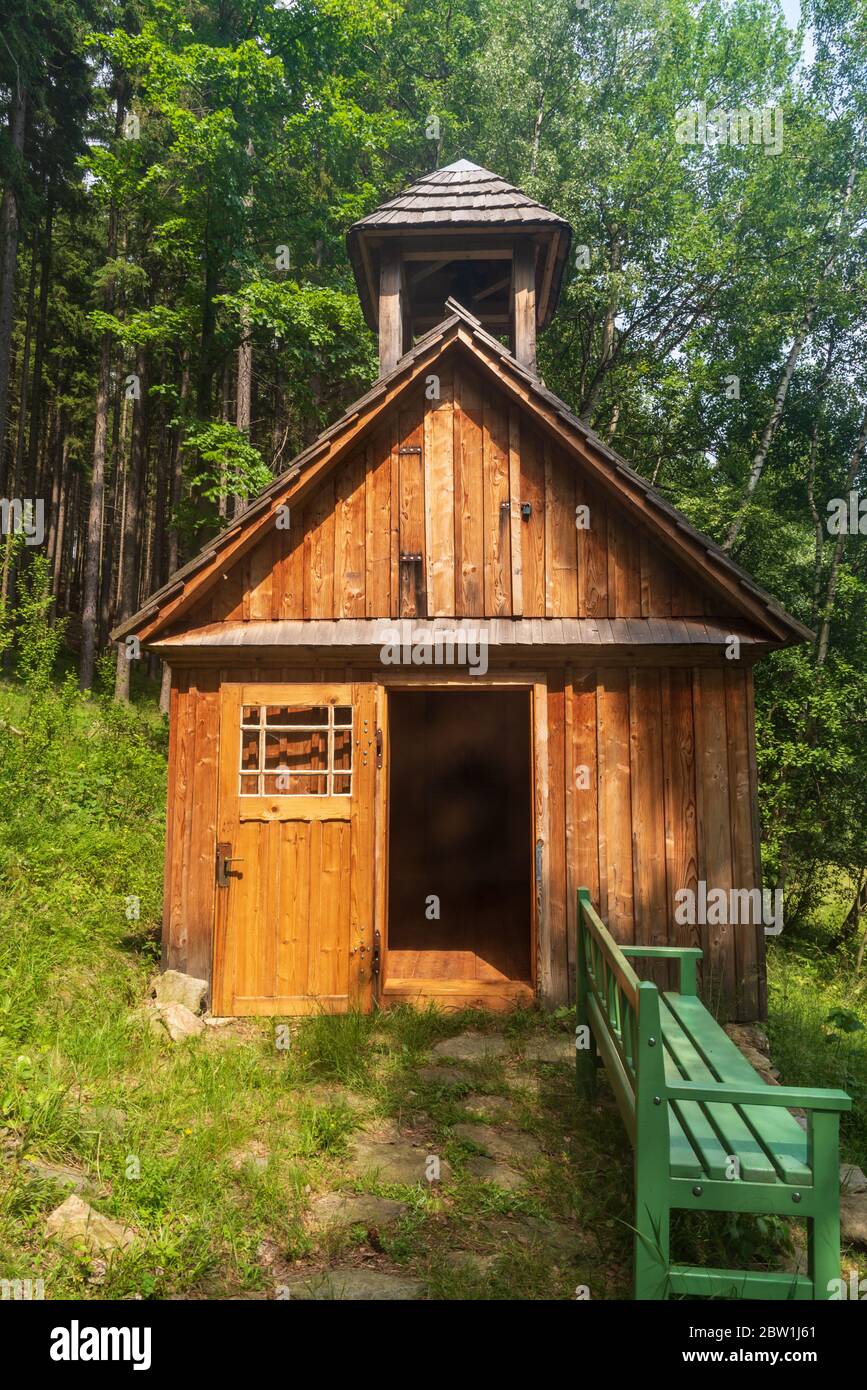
[387,689,532,982]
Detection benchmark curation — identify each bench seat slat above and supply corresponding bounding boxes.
[666,1096,704,1179]
[659,999,780,1184]
[663,993,811,1185]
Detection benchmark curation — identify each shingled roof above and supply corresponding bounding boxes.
[347,160,572,333]
[350,160,570,230]
[112,299,812,649]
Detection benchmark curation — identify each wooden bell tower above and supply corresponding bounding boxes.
[347,160,572,378]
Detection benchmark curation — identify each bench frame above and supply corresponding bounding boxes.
[575,888,852,1300]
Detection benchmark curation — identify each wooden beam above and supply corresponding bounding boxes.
[379,244,403,376]
[512,240,537,373]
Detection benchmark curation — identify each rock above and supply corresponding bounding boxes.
[157,1002,205,1041]
[348,1134,451,1186]
[416,1066,468,1088]
[442,1249,496,1274]
[452,1122,542,1164]
[521,1035,574,1065]
[841,1194,867,1247]
[228,1139,269,1172]
[281,1269,424,1300]
[738,1045,780,1082]
[465,1155,525,1189]
[461,1093,513,1120]
[45,1195,135,1254]
[724,1023,770,1056]
[308,1193,407,1231]
[430,1032,507,1062]
[202,1015,236,1029]
[477,1214,584,1260]
[841,1163,867,1194]
[23,1158,90,1194]
[153,969,208,1014]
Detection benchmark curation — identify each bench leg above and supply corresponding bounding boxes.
[808,1111,842,1299]
[633,1184,675,1301]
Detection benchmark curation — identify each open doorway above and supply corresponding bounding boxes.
[385,688,533,997]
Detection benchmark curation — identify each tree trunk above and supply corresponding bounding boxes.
[816,405,867,667]
[114,349,149,701]
[0,82,27,493]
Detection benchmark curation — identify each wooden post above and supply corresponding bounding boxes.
[379,244,403,377]
[512,239,537,374]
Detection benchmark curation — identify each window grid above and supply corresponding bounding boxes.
[238,704,352,797]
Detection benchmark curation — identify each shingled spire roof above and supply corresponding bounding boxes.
[350,160,570,229]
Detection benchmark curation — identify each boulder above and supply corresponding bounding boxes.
[45,1195,135,1255]
[157,1002,205,1041]
[23,1158,89,1194]
[153,970,208,1014]
[841,1163,867,1194]
[841,1194,867,1247]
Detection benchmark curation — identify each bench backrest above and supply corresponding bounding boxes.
[577,889,666,1145]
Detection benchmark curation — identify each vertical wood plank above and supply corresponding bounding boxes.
[694,667,736,1013]
[629,667,668,988]
[454,365,484,615]
[428,365,455,615]
[551,447,578,616]
[725,666,761,1020]
[520,427,546,616]
[334,451,366,618]
[508,408,523,616]
[596,666,633,941]
[546,670,569,1003]
[483,388,511,615]
[583,482,608,617]
[365,430,392,617]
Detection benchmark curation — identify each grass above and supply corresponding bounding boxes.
[0,672,864,1299]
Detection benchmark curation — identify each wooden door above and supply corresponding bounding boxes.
[213,682,376,1015]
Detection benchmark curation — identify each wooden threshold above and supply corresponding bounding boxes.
[381,977,534,1012]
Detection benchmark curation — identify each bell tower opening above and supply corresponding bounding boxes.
[347,159,571,377]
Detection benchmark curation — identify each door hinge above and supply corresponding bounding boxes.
[375,727,383,768]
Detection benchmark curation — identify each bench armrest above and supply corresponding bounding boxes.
[667,1081,852,1112]
[620,946,703,995]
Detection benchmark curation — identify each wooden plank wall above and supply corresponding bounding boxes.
[165,659,764,1022]
[190,360,733,628]
[561,663,764,1021]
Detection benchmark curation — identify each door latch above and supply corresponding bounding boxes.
[216,841,244,888]
[375,727,383,769]
[371,928,381,979]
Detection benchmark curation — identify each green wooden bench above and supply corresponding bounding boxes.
[575,888,851,1300]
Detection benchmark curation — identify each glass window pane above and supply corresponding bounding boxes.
[266,705,328,727]
[241,705,261,726]
[333,727,353,771]
[265,730,327,771]
[334,706,352,726]
[239,773,259,795]
[240,731,260,771]
[332,773,352,796]
[264,772,328,796]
